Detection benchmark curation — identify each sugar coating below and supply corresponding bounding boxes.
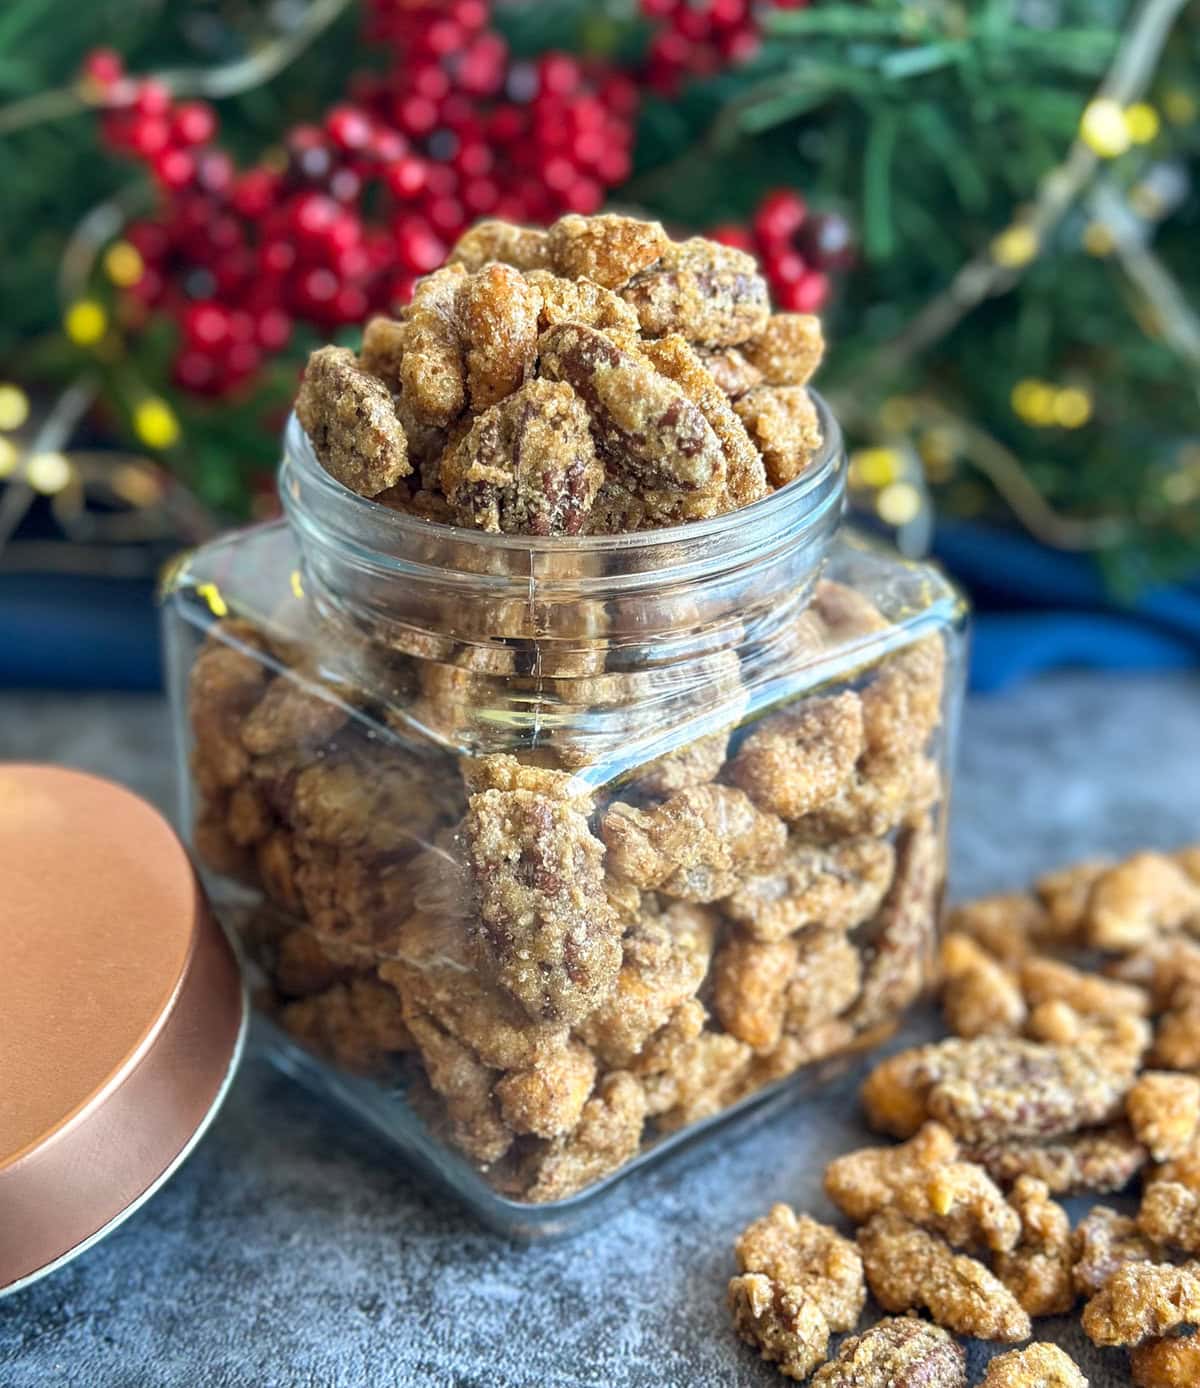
[857,1210,1032,1342]
[992,1175,1074,1317]
[811,1317,965,1388]
[729,692,864,822]
[727,1272,830,1381]
[447,219,553,273]
[744,313,825,387]
[1127,1071,1200,1161]
[939,933,1027,1038]
[734,385,823,486]
[981,1344,1087,1388]
[523,1071,646,1203]
[1081,1262,1200,1346]
[295,346,411,497]
[1071,1204,1164,1298]
[965,1125,1147,1196]
[734,1203,866,1332]
[1130,1335,1200,1388]
[546,212,669,289]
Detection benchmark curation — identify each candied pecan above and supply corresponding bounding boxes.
[850,814,940,1030]
[795,750,941,844]
[461,752,588,799]
[398,264,467,427]
[1130,1336,1200,1388]
[733,386,822,487]
[464,781,620,1025]
[993,1175,1074,1317]
[447,219,553,272]
[729,692,864,822]
[965,1125,1147,1197]
[575,900,716,1067]
[1086,852,1200,952]
[1128,1072,1200,1161]
[359,313,407,388]
[440,378,603,536]
[1021,954,1149,1018]
[239,673,350,757]
[538,323,726,517]
[785,927,863,1033]
[700,346,763,398]
[811,1317,965,1388]
[1154,1148,1200,1192]
[1034,858,1111,943]
[748,1020,857,1087]
[523,1070,646,1202]
[600,784,786,902]
[280,976,413,1075]
[857,1211,1032,1341]
[734,1203,866,1332]
[456,262,539,410]
[723,836,895,943]
[860,636,945,763]
[641,334,768,509]
[1152,1001,1200,1070]
[292,844,414,949]
[1178,844,1200,882]
[634,999,752,1128]
[945,893,1050,968]
[712,932,798,1051]
[546,212,669,289]
[1110,935,1200,1010]
[1072,1205,1165,1298]
[861,1033,1136,1144]
[379,912,566,1072]
[630,728,730,797]
[1139,1180,1200,1252]
[493,1037,596,1139]
[189,627,271,793]
[727,1272,830,1382]
[524,268,639,332]
[255,829,302,911]
[404,1010,513,1165]
[296,346,410,497]
[193,807,252,876]
[1081,1262,1200,1346]
[272,923,362,998]
[743,313,825,387]
[225,780,273,847]
[621,237,770,345]
[980,1344,1087,1388]
[825,1121,1019,1252]
[939,933,1026,1038]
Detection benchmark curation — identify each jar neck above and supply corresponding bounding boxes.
[279,398,846,668]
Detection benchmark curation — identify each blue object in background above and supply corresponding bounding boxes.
[0,521,1197,692]
[0,573,161,690]
[934,522,1200,692]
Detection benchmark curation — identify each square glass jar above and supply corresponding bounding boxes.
[162,401,967,1236]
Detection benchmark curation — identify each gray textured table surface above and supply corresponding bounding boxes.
[3,673,1199,1387]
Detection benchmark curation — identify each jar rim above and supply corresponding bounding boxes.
[281,389,845,557]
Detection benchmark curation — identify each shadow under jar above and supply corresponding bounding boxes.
[162,398,967,1236]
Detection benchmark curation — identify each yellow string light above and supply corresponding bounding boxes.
[990,225,1039,268]
[103,241,145,288]
[1011,379,1055,425]
[1083,222,1116,257]
[1052,387,1093,429]
[290,569,305,599]
[1080,98,1131,158]
[64,299,109,346]
[918,427,958,482]
[25,451,73,495]
[1125,103,1161,145]
[877,482,922,526]
[0,438,19,478]
[133,397,181,450]
[196,582,229,618]
[0,383,30,431]
[849,447,901,489]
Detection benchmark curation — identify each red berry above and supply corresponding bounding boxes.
[153,148,195,189]
[675,8,714,41]
[292,191,339,238]
[640,0,680,16]
[538,54,581,97]
[255,308,292,351]
[394,217,446,273]
[562,176,603,213]
[298,266,339,307]
[332,284,369,322]
[710,222,756,252]
[133,79,171,117]
[754,189,807,246]
[83,48,124,87]
[261,240,296,276]
[184,302,231,350]
[777,269,829,313]
[233,168,280,219]
[172,101,217,147]
[397,94,439,135]
[174,349,218,392]
[326,104,373,151]
[130,115,171,157]
[462,176,499,214]
[767,248,807,285]
[385,156,428,199]
[795,210,856,271]
[451,0,489,30]
[195,150,234,194]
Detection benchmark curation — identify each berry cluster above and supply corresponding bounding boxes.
[712,189,854,314]
[81,2,637,397]
[639,0,808,95]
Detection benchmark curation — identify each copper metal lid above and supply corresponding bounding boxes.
[0,765,245,1296]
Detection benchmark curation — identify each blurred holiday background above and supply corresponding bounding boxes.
[0,0,1197,691]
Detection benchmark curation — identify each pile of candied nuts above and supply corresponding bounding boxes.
[187,213,954,1203]
[294,211,826,532]
[728,842,1200,1386]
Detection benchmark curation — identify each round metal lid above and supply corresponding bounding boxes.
[0,765,245,1296]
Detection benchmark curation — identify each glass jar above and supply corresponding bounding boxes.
[162,397,966,1236]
